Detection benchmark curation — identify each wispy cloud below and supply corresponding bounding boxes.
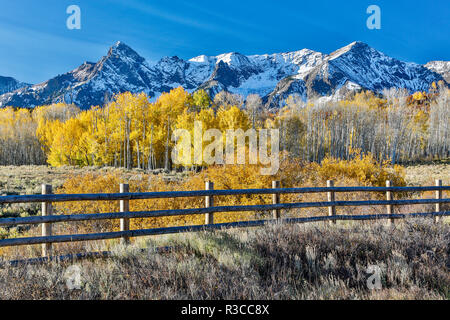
[0,20,106,83]
[113,0,258,42]
[177,0,265,33]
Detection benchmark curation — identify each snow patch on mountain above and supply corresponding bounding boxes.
[0,76,30,96]
[294,41,445,101]
[0,41,447,109]
[425,61,450,83]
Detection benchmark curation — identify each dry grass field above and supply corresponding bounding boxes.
[0,165,190,242]
[0,162,447,195]
[0,162,448,242]
[0,163,448,300]
[0,219,448,300]
[404,163,450,186]
[0,165,188,196]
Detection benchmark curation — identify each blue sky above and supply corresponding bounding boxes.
[0,0,448,84]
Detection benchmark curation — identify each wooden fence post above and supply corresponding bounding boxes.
[327,180,336,224]
[272,181,281,219]
[386,180,394,224]
[41,184,52,257]
[435,179,442,223]
[205,181,214,225]
[120,184,130,245]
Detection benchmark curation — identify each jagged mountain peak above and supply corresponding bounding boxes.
[189,54,214,64]
[270,41,446,105]
[109,41,132,53]
[343,40,370,49]
[105,41,145,63]
[0,41,447,109]
[195,48,328,98]
[215,52,251,67]
[329,41,376,60]
[340,40,370,50]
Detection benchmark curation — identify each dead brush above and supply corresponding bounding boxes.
[0,218,448,300]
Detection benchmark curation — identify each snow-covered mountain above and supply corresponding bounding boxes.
[265,41,447,106]
[425,61,450,83]
[196,49,326,99]
[0,76,29,96]
[304,42,443,96]
[0,41,447,109]
[0,42,216,109]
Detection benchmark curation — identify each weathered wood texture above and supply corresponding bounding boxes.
[1,212,448,248]
[0,181,448,255]
[41,184,52,257]
[120,184,130,245]
[435,179,442,223]
[327,180,336,225]
[205,181,214,225]
[1,198,448,227]
[1,186,448,204]
[386,180,394,224]
[272,181,280,219]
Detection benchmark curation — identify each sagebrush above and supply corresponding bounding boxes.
[0,218,448,300]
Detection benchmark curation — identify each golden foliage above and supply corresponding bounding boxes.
[313,149,406,187]
[34,88,252,169]
[55,153,405,233]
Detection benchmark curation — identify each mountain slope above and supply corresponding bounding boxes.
[0,42,212,109]
[198,49,326,99]
[0,76,29,96]
[425,61,450,83]
[0,41,447,109]
[276,42,444,102]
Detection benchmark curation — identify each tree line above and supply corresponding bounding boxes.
[0,82,448,168]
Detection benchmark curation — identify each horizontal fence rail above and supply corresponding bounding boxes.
[0,180,448,259]
[0,199,449,227]
[1,212,449,248]
[0,186,448,204]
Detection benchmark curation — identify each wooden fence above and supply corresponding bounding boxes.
[0,179,449,259]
